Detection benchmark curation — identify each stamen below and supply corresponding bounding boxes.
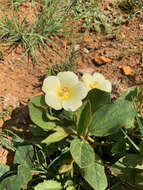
[57,86,71,100]
[89,81,100,90]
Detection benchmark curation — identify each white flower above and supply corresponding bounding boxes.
[42,71,88,111]
[82,72,112,92]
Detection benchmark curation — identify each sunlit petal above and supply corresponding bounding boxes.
[45,91,62,110]
[82,73,94,86]
[72,82,88,100]
[57,71,78,87]
[100,80,112,92]
[62,97,82,112]
[93,72,105,83]
[42,76,60,93]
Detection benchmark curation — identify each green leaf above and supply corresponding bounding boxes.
[89,100,136,136]
[29,124,48,136]
[66,186,76,190]
[110,154,143,188]
[29,95,47,108]
[70,139,95,168]
[87,88,110,113]
[111,138,127,156]
[29,101,56,130]
[14,145,34,167]
[80,154,107,190]
[119,86,141,101]
[34,180,62,190]
[18,163,32,189]
[0,175,24,190]
[0,164,10,177]
[77,101,91,136]
[59,159,73,174]
[42,126,69,143]
[121,154,143,170]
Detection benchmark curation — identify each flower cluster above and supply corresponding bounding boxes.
[42,71,111,111]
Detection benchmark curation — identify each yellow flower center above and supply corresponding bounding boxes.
[89,81,100,90]
[57,86,71,100]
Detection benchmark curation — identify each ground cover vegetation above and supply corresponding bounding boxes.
[0,0,143,189]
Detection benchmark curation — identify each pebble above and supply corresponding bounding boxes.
[120,65,132,75]
[83,48,89,54]
[94,55,111,65]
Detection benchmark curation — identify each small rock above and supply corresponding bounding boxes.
[15,45,23,55]
[74,44,80,51]
[83,48,89,54]
[121,65,132,75]
[94,55,110,65]
[84,38,92,43]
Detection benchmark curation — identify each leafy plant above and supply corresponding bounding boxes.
[0,0,76,61]
[0,70,143,189]
[71,0,126,34]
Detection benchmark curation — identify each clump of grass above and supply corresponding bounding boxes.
[0,0,76,61]
[119,0,143,13]
[47,47,78,76]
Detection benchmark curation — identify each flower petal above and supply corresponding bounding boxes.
[93,72,105,83]
[82,73,94,86]
[72,82,88,100]
[45,91,62,110]
[100,80,112,92]
[62,97,82,112]
[42,76,60,93]
[57,71,78,88]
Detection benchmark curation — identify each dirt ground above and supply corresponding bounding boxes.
[0,0,143,164]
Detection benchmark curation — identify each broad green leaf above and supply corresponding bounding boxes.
[0,175,24,190]
[121,154,143,170]
[59,159,73,174]
[18,163,32,189]
[29,101,56,130]
[77,101,91,136]
[70,139,95,168]
[29,124,48,136]
[29,94,47,108]
[46,111,60,121]
[14,145,34,167]
[34,180,62,190]
[87,88,110,113]
[119,86,141,101]
[111,138,127,156]
[89,100,136,136]
[80,154,107,190]
[42,126,69,143]
[110,154,143,188]
[0,164,10,177]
